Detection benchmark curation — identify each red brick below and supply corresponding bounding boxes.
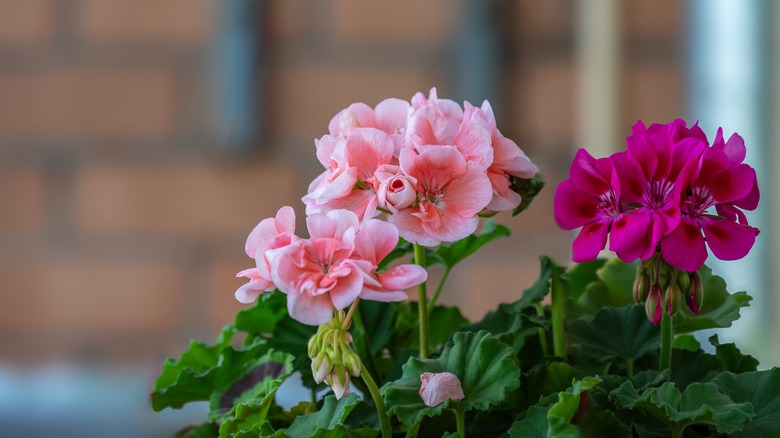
[0,67,176,140]
[332,0,456,45]
[268,0,306,43]
[0,0,55,48]
[625,0,683,40]
[0,263,45,329]
[513,60,576,145]
[39,258,185,334]
[0,167,46,235]
[270,64,435,140]
[75,161,300,239]
[77,0,215,45]
[624,64,684,128]
[512,0,571,40]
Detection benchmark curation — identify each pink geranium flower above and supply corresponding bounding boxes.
[235,206,296,304]
[328,98,411,156]
[267,209,426,326]
[390,146,493,246]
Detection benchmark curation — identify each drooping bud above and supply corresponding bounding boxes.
[342,349,362,377]
[311,352,332,384]
[677,270,691,295]
[645,283,663,326]
[687,271,704,314]
[419,372,465,407]
[634,268,649,303]
[664,281,681,316]
[328,369,351,400]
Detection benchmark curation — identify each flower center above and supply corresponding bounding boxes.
[643,179,673,210]
[596,189,621,218]
[684,186,716,217]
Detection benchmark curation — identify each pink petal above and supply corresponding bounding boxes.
[441,166,493,218]
[327,266,363,310]
[354,219,399,265]
[378,264,428,290]
[491,136,538,178]
[374,98,410,134]
[486,171,522,212]
[609,212,651,254]
[424,208,480,244]
[409,146,467,191]
[451,119,493,169]
[245,217,277,257]
[287,291,335,326]
[317,167,359,204]
[419,372,465,407]
[660,218,708,271]
[345,128,395,179]
[553,180,598,230]
[572,220,609,262]
[328,103,375,137]
[389,208,441,247]
[702,218,757,261]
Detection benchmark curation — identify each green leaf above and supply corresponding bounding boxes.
[510,173,546,216]
[175,422,219,438]
[383,331,521,426]
[610,380,754,435]
[152,325,238,411]
[234,291,287,335]
[668,347,723,390]
[672,265,752,333]
[515,256,556,310]
[508,377,619,438]
[561,259,607,302]
[219,392,277,437]
[568,259,636,321]
[284,394,362,438]
[209,349,294,420]
[671,335,700,352]
[396,303,469,351]
[270,314,318,388]
[569,305,659,365]
[711,368,780,437]
[354,300,397,356]
[430,219,510,269]
[709,334,759,373]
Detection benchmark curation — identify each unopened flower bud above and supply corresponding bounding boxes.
[328,369,351,400]
[645,284,663,326]
[687,271,704,314]
[664,282,680,316]
[677,270,691,295]
[377,173,417,212]
[342,350,362,377]
[419,372,465,407]
[311,352,331,384]
[634,269,649,303]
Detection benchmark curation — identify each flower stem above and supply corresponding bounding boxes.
[361,363,392,438]
[413,243,429,358]
[343,298,360,330]
[535,302,550,357]
[626,358,634,377]
[550,270,566,358]
[427,266,450,315]
[455,404,466,438]
[660,307,673,370]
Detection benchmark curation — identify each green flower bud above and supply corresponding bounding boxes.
[645,284,663,326]
[634,269,649,303]
[664,282,681,316]
[687,271,704,314]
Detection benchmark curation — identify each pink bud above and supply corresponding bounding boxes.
[378,174,417,212]
[328,370,350,400]
[311,354,331,384]
[645,284,663,326]
[419,372,465,407]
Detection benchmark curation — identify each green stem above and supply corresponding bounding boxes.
[660,307,673,370]
[361,364,392,438]
[427,266,451,315]
[626,358,634,378]
[535,302,550,357]
[455,404,466,437]
[413,244,429,358]
[550,270,566,358]
[671,422,685,438]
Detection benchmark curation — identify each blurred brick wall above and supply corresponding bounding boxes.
[0,0,685,366]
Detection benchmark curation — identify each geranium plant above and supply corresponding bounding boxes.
[152,90,778,438]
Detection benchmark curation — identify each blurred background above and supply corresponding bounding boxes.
[0,0,777,436]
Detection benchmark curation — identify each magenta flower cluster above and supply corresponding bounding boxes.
[554,120,759,272]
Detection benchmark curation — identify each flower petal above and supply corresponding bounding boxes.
[660,218,708,271]
[287,291,335,326]
[354,219,399,265]
[441,166,493,218]
[609,212,651,254]
[345,128,395,179]
[702,218,757,261]
[553,179,598,230]
[572,220,609,262]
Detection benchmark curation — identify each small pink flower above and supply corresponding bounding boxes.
[375,165,418,213]
[390,146,493,246]
[419,372,465,407]
[235,206,296,304]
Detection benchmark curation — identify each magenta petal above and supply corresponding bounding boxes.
[734,180,760,211]
[722,132,747,163]
[702,218,757,261]
[568,149,610,197]
[553,180,598,230]
[709,164,755,204]
[609,213,651,253]
[572,220,609,262]
[660,219,707,271]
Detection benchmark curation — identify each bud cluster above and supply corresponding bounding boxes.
[307,311,362,399]
[633,255,704,325]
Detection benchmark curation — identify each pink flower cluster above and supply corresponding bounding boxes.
[303,88,539,246]
[554,120,759,272]
[235,206,427,326]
